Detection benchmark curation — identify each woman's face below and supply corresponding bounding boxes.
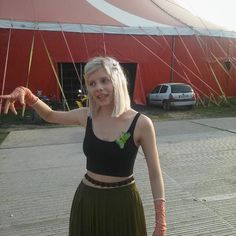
[86,67,114,108]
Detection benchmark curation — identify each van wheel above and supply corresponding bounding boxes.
[163,101,170,110]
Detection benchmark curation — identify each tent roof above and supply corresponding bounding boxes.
[0,0,235,38]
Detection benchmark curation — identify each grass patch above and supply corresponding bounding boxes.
[0,109,36,124]
[0,132,9,144]
[192,97,236,118]
[0,110,33,144]
[134,97,236,121]
[1,101,235,144]
[0,109,59,145]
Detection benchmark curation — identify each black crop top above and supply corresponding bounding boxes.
[83,113,141,177]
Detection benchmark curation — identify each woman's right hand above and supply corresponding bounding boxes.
[0,86,38,115]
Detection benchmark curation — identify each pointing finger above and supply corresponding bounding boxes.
[10,102,17,115]
[4,99,11,114]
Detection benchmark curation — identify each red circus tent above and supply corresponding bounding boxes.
[0,0,236,110]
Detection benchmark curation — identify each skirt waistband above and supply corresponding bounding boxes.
[84,173,134,188]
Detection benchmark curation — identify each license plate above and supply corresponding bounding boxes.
[179,94,189,98]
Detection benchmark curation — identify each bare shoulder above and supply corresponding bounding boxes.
[137,113,154,130]
[126,109,153,128]
[133,112,156,145]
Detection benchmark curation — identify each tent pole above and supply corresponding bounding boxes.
[211,52,235,86]
[59,24,84,93]
[22,30,35,117]
[102,31,107,56]
[60,63,63,102]
[209,66,228,104]
[195,35,227,104]
[170,35,176,82]
[0,28,12,115]
[40,31,70,111]
[130,33,214,103]
[196,15,235,87]
[143,27,216,100]
[177,34,203,77]
[81,25,89,60]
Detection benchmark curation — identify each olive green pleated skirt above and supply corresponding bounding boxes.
[69,181,147,236]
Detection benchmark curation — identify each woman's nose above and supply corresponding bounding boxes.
[96,82,104,91]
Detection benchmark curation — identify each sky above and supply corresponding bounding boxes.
[177,0,236,31]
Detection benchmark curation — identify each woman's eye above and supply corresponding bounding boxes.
[102,77,110,84]
[88,81,96,87]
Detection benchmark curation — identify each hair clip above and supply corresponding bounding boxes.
[111,61,118,69]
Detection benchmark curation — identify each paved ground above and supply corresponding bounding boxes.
[0,117,236,236]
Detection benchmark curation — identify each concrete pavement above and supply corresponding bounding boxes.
[0,117,236,236]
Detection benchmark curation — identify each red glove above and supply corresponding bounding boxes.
[0,86,38,114]
[153,199,166,236]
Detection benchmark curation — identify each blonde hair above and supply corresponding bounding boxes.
[84,56,131,117]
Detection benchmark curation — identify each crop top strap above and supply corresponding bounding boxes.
[129,112,141,134]
[86,116,92,129]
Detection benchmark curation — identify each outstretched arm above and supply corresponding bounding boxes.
[0,86,88,126]
[137,115,166,236]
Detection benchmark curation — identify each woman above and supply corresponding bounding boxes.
[0,56,166,236]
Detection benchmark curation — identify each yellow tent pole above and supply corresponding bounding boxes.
[40,31,70,111]
[210,53,235,85]
[156,31,211,101]
[22,31,35,117]
[130,32,219,103]
[209,66,228,104]
[177,34,203,78]
[147,30,202,79]
[0,27,12,115]
[81,25,90,60]
[194,35,227,105]
[59,24,85,93]
[138,33,205,106]
[129,34,186,80]
[195,15,235,84]
[102,31,107,56]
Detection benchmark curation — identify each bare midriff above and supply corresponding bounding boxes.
[82,170,134,189]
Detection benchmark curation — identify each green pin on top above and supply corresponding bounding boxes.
[115,132,131,149]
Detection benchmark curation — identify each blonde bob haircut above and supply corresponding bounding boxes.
[84,56,131,117]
